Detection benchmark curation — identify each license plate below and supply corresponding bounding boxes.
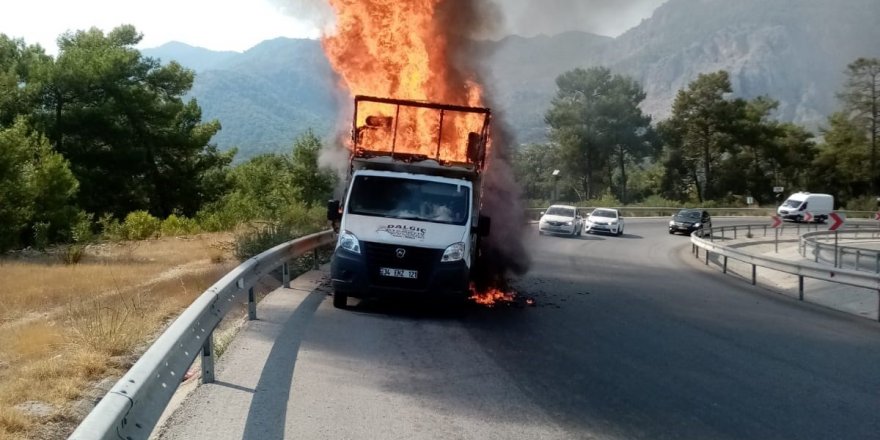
[380,268,418,279]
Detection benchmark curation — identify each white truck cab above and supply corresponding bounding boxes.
[328,96,491,308]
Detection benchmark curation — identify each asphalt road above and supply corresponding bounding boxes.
[158,218,880,440]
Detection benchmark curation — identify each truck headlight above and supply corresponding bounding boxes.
[694,223,702,228]
[441,242,465,263]
[338,231,361,254]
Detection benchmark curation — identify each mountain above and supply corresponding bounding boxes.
[606,0,880,127]
[144,0,880,157]
[142,41,237,72]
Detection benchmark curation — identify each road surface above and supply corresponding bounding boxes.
[157,218,880,439]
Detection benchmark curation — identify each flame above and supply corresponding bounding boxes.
[469,283,516,307]
[322,0,487,162]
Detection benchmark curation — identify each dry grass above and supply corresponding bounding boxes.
[0,233,237,439]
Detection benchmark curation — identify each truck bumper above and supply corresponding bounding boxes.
[330,248,470,300]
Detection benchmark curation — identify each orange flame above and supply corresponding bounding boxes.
[322,0,487,162]
[469,283,516,307]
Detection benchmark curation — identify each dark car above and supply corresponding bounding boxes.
[668,209,712,235]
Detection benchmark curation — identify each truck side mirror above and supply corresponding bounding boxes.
[477,215,491,237]
[327,200,342,221]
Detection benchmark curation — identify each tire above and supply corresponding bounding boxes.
[616,227,623,237]
[333,292,348,309]
[668,229,675,235]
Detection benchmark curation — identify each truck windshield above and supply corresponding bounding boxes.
[347,175,471,226]
[782,199,802,209]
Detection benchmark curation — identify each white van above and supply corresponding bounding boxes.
[777,192,834,222]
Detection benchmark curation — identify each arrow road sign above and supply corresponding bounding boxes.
[828,212,846,231]
[770,215,782,228]
[803,212,814,223]
[874,211,880,221]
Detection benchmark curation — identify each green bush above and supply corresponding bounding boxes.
[844,196,877,213]
[98,213,126,241]
[233,223,298,261]
[122,211,161,240]
[634,195,681,208]
[70,211,94,244]
[161,214,200,237]
[278,204,326,235]
[33,222,51,251]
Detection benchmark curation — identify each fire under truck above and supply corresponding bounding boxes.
[327,95,492,308]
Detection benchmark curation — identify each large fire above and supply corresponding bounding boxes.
[320,0,526,304]
[322,0,487,163]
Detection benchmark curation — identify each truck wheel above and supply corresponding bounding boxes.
[333,292,348,309]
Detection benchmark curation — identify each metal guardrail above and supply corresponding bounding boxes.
[800,229,880,272]
[69,230,336,440]
[690,224,880,321]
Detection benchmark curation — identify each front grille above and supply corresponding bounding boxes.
[547,221,565,226]
[362,242,443,290]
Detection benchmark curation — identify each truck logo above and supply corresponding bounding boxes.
[377,224,426,241]
[396,248,406,259]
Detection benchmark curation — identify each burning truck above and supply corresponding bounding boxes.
[327,95,493,308]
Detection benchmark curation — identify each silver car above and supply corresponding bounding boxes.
[539,205,584,237]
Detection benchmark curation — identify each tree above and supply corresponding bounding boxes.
[811,113,870,203]
[35,25,229,218]
[0,118,78,250]
[512,143,564,201]
[545,67,653,201]
[838,58,880,193]
[662,71,742,202]
[289,130,335,208]
[0,35,51,128]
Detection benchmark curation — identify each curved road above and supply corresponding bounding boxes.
[158,218,880,440]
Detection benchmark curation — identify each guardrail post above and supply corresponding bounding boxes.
[747,225,751,238]
[282,262,291,288]
[751,265,757,285]
[201,331,215,384]
[834,231,840,268]
[763,225,767,237]
[798,276,804,301]
[723,256,728,274]
[775,228,779,253]
[735,227,738,240]
[705,250,709,265]
[856,250,862,271]
[248,287,257,320]
[721,228,725,240]
[313,248,320,270]
[695,247,699,259]
[876,253,880,274]
[815,244,820,263]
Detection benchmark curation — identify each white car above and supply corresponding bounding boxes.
[538,205,583,237]
[586,208,625,236]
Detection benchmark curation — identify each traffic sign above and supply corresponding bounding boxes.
[828,212,846,231]
[770,215,782,228]
[773,186,785,193]
[874,211,880,221]
[803,212,813,223]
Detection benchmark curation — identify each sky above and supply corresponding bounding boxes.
[0,0,667,55]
